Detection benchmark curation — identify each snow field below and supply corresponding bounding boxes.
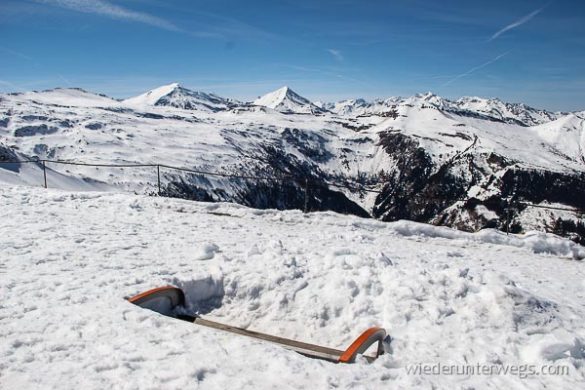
[1,185,584,389]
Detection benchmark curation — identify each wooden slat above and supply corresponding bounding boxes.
[195,317,344,362]
[177,315,377,363]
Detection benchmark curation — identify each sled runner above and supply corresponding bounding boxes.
[127,286,387,363]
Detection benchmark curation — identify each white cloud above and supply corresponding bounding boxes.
[327,49,343,61]
[0,46,34,61]
[37,0,181,32]
[489,7,544,41]
[442,52,509,86]
[0,79,24,92]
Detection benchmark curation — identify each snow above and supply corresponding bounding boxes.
[8,88,121,108]
[1,83,584,245]
[388,220,584,259]
[364,101,584,172]
[1,184,584,389]
[0,161,114,191]
[322,92,561,126]
[123,83,235,112]
[124,83,181,106]
[253,86,292,108]
[1,83,584,237]
[1,86,384,200]
[530,114,585,164]
[253,86,321,114]
[454,96,558,126]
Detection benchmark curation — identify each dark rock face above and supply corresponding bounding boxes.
[370,131,585,243]
[154,87,234,112]
[552,219,585,245]
[373,131,467,222]
[136,112,165,120]
[0,143,20,162]
[160,128,369,217]
[58,120,74,128]
[14,124,59,137]
[281,128,334,163]
[33,144,56,159]
[0,143,29,173]
[85,122,104,130]
[162,175,369,217]
[21,115,49,121]
[501,169,585,209]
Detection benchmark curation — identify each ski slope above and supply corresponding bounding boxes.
[1,184,584,389]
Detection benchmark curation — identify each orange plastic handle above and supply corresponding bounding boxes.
[127,285,185,307]
[338,327,386,363]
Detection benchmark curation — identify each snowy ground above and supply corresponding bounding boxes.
[1,184,584,389]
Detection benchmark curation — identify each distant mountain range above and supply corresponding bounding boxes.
[1,83,584,243]
[120,82,568,125]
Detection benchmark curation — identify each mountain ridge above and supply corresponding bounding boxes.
[1,83,584,243]
[7,84,574,125]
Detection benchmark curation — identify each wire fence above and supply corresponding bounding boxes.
[0,158,582,236]
[0,158,386,197]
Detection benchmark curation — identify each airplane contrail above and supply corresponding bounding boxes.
[489,7,544,41]
[442,52,509,87]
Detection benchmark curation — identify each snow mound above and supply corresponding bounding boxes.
[387,220,585,260]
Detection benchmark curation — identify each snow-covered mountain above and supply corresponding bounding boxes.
[318,98,368,116]
[253,86,325,114]
[4,87,121,108]
[1,84,584,243]
[453,96,560,126]
[325,92,562,126]
[124,82,239,112]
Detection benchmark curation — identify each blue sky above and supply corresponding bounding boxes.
[1,0,584,110]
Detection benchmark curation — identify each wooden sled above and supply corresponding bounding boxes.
[127,286,387,363]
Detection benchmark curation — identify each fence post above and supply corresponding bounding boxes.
[157,165,161,196]
[42,160,47,189]
[505,199,510,235]
[304,178,309,213]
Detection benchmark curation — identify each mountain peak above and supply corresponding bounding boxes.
[162,82,180,89]
[150,82,181,94]
[255,86,293,105]
[150,82,183,96]
[124,83,181,106]
[123,83,235,112]
[253,86,323,114]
